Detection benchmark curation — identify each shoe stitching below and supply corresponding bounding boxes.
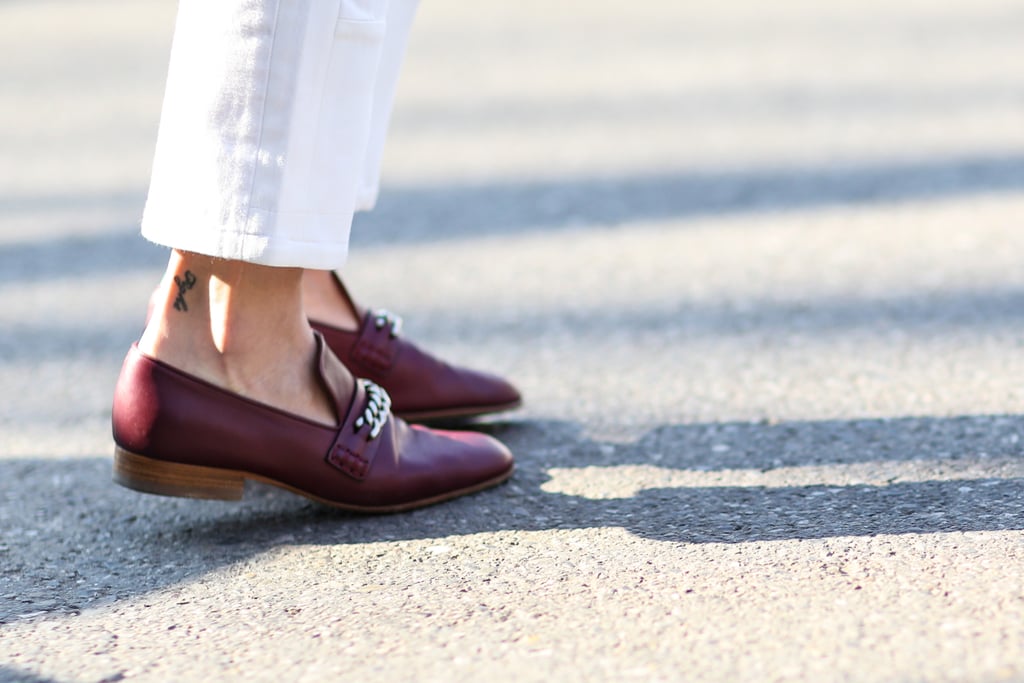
[326,444,370,480]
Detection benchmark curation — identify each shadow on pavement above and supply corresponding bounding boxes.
[2,414,1022,624]
[3,151,1023,288]
[0,667,66,683]
[8,282,1024,370]
[0,229,165,287]
[354,152,1024,247]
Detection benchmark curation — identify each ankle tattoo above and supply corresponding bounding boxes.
[172,271,197,312]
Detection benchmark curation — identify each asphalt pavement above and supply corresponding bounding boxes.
[2,0,1024,681]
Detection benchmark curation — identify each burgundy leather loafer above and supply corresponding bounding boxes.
[310,274,521,423]
[111,333,514,513]
[312,312,521,423]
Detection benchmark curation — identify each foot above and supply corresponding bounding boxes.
[113,333,514,512]
[304,271,523,422]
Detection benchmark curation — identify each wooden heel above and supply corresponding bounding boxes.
[113,447,245,501]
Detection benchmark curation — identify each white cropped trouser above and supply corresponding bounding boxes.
[141,0,419,269]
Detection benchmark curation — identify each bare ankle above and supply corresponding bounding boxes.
[139,251,343,426]
[302,269,361,330]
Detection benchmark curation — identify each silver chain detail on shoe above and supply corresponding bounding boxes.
[353,380,391,439]
[371,308,402,338]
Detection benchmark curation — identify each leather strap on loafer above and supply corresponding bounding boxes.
[325,380,390,480]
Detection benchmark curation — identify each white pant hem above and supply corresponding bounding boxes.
[142,213,352,269]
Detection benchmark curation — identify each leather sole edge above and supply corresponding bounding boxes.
[113,447,514,514]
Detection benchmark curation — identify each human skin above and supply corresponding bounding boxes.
[139,251,347,427]
[301,268,361,330]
